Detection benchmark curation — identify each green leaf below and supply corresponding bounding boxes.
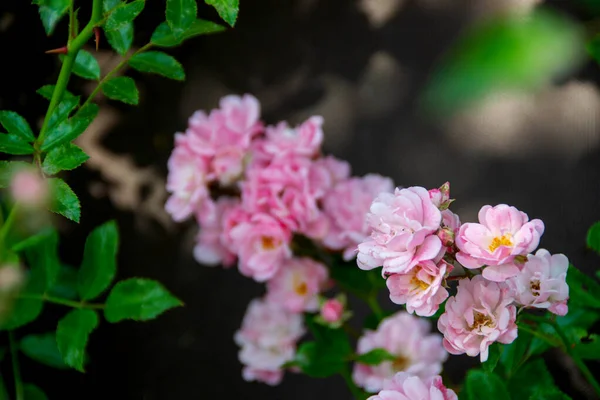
[482,343,502,373]
[508,358,555,400]
[77,221,119,301]
[102,76,139,105]
[105,22,134,55]
[295,341,346,378]
[587,36,600,65]
[22,384,48,400]
[61,50,100,81]
[205,0,239,27]
[0,161,31,188]
[105,0,145,31]
[166,0,197,38]
[566,264,600,308]
[41,103,98,152]
[329,258,385,299]
[12,229,56,253]
[104,278,182,322]
[56,309,99,372]
[42,143,89,175]
[151,19,226,47]
[354,348,396,365]
[0,111,35,141]
[0,133,34,155]
[499,331,531,373]
[47,178,80,222]
[573,333,600,360]
[47,95,80,130]
[20,333,68,369]
[465,370,510,400]
[36,85,75,101]
[48,265,79,300]
[586,221,600,255]
[24,229,60,291]
[129,51,185,80]
[530,388,572,400]
[103,0,121,13]
[34,0,70,35]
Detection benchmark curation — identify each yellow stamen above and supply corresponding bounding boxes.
[261,236,277,250]
[488,234,512,253]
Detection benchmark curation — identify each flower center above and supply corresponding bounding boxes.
[530,279,541,296]
[295,281,308,296]
[471,311,494,331]
[410,275,430,291]
[488,234,513,253]
[261,236,278,250]
[391,354,410,371]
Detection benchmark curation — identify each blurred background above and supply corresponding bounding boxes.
[1,0,600,398]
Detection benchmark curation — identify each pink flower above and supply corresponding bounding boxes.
[229,213,292,281]
[323,174,394,260]
[428,182,451,209]
[10,168,48,206]
[235,298,305,386]
[386,260,451,317]
[165,135,209,222]
[506,249,569,316]
[367,373,457,400]
[253,116,324,161]
[320,298,345,323]
[353,312,447,393]
[193,198,238,267]
[455,204,545,282]
[357,186,444,276]
[437,275,517,362]
[266,257,329,312]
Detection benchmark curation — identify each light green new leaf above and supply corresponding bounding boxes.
[205,0,239,27]
[129,51,185,80]
[104,278,182,322]
[77,221,119,301]
[33,0,70,35]
[586,222,600,255]
[166,0,197,38]
[102,76,139,105]
[56,309,99,372]
[465,370,510,400]
[47,178,80,222]
[20,333,68,369]
[0,133,34,155]
[42,143,89,175]
[0,111,35,141]
[22,384,48,400]
[354,348,396,365]
[41,103,98,152]
[151,19,226,47]
[0,160,31,188]
[105,22,134,55]
[105,0,145,31]
[61,50,101,80]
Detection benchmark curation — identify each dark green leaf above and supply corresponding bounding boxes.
[465,370,510,400]
[102,76,139,105]
[41,103,98,152]
[129,51,185,80]
[566,264,600,308]
[482,343,502,373]
[103,0,121,13]
[500,331,531,373]
[34,0,70,35]
[42,143,89,175]
[48,265,79,300]
[12,229,56,252]
[105,0,144,31]
[0,133,34,155]
[151,19,226,47]
[36,85,76,101]
[24,229,60,291]
[77,221,119,301]
[354,348,396,365]
[47,95,80,130]
[0,298,43,330]
[329,259,385,299]
[0,111,35,141]
[587,36,600,65]
[0,161,31,188]
[586,222,600,255]
[20,333,68,369]
[104,278,182,322]
[294,341,346,378]
[56,309,99,372]
[508,358,555,400]
[205,0,239,27]
[105,22,134,55]
[22,384,48,400]
[530,388,572,400]
[61,50,100,80]
[166,0,197,38]
[47,178,80,222]
[573,333,600,360]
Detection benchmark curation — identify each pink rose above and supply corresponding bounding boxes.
[266,257,329,312]
[428,182,451,209]
[229,213,292,281]
[386,260,451,317]
[353,312,447,393]
[322,174,394,260]
[235,298,305,386]
[367,373,457,400]
[193,198,238,267]
[456,204,545,282]
[320,299,345,323]
[506,249,569,316]
[253,116,324,161]
[437,275,517,362]
[357,186,443,276]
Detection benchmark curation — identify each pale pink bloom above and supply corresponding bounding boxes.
[321,298,345,323]
[323,174,394,260]
[357,186,443,276]
[10,169,48,206]
[506,249,569,316]
[254,116,324,161]
[266,257,329,312]
[437,275,517,362]
[229,213,292,281]
[313,155,351,184]
[219,94,262,136]
[455,204,544,282]
[367,373,457,400]
[386,260,451,317]
[193,198,238,267]
[441,209,461,233]
[220,203,252,252]
[353,312,447,393]
[235,298,305,386]
[165,135,209,222]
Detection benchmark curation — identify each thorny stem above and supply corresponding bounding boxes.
[8,331,23,400]
[18,293,104,310]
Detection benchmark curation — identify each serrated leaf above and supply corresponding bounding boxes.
[20,333,68,369]
[77,221,119,301]
[465,370,510,400]
[102,76,139,105]
[354,348,396,365]
[151,19,226,47]
[166,0,197,38]
[0,133,34,155]
[37,85,76,101]
[48,265,79,300]
[34,0,70,35]
[0,161,31,188]
[24,229,60,291]
[105,22,134,55]
[41,103,98,152]
[42,143,89,175]
[205,0,239,27]
[22,384,48,400]
[587,222,600,255]
[106,0,144,31]
[47,95,80,130]
[566,264,600,308]
[56,309,99,372]
[129,51,185,80]
[61,50,100,80]
[47,178,80,222]
[103,0,121,13]
[0,111,35,141]
[104,278,182,322]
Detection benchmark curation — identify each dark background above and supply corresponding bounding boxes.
[1,0,600,398]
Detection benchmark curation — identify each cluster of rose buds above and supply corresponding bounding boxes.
[358,184,570,362]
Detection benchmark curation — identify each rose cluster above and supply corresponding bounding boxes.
[358,184,570,361]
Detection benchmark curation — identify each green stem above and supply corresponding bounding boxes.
[18,293,104,310]
[36,0,103,147]
[0,204,19,245]
[366,294,384,322]
[8,332,23,400]
[516,323,561,348]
